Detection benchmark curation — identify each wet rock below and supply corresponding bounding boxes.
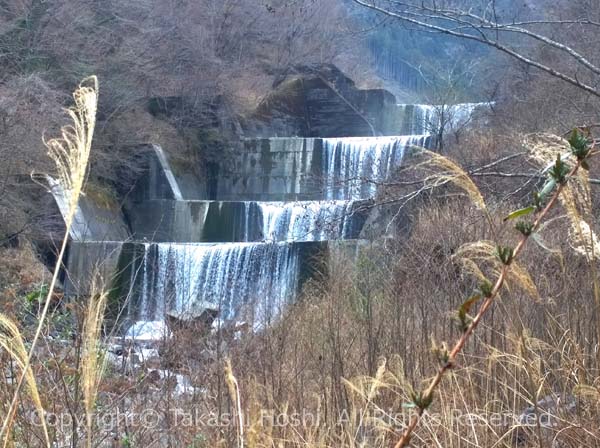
[166,302,219,336]
[106,336,163,374]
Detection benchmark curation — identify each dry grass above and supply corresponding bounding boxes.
[80,280,108,448]
[0,314,49,447]
[455,240,539,300]
[418,149,487,211]
[2,81,600,448]
[0,77,100,448]
[3,189,600,447]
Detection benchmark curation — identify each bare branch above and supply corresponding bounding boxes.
[352,0,600,98]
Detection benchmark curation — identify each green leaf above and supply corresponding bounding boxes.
[568,128,591,160]
[515,221,534,236]
[496,246,514,265]
[410,390,434,410]
[479,280,494,297]
[537,178,557,204]
[503,206,535,222]
[25,285,49,304]
[549,154,570,184]
[568,129,586,149]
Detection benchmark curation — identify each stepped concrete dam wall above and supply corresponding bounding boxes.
[52,67,490,331]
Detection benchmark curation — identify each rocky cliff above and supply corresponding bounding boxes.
[244,64,399,137]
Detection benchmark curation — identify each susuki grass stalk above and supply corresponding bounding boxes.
[81,283,108,448]
[0,77,98,447]
[394,135,595,448]
[225,358,244,448]
[0,314,50,446]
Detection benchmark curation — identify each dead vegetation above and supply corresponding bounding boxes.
[3,1,600,447]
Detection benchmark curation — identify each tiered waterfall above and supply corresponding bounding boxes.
[61,102,489,329]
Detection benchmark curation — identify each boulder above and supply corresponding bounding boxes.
[165,302,219,336]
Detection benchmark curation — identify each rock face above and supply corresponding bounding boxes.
[125,145,185,203]
[244,64,398,138]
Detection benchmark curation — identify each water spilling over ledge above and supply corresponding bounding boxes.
[128,199,370,243]
[205,135,432,201]
[65,240,340,326]
[321,135,430,200]
[393,102,492,135]
[63,135,431,328]
[132,242,301,323]
[58,99,489,329]
[260,200,361,241]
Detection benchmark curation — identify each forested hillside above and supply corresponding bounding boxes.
[2,1,600,447]
[0,0,361,243]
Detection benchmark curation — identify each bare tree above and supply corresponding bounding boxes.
[352,0,600,97]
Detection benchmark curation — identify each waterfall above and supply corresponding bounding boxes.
[259,200,358,242]
[395,102,492,135]
[394,104,436,134]
[243,202,253,242]
[63,89,488,331]
[151,144,183,200]
[322,135,430,200]
[412,105,436,134]
[133,242,300,324]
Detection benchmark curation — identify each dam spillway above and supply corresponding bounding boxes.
[60,101,488,329]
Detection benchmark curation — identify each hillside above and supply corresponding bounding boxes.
[2,1,600,447]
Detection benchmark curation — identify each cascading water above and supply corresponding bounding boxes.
[122,135,432,327]
[120,135,433,327]
[395,104,436,134]
[131,242,300,325]
[322,135,430,200]
[64,93,486,331]
[259,200,359,242]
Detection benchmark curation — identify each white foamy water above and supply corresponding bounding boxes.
[134,242,300,324]
[321,135,430,200]
[259,200,357,241]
